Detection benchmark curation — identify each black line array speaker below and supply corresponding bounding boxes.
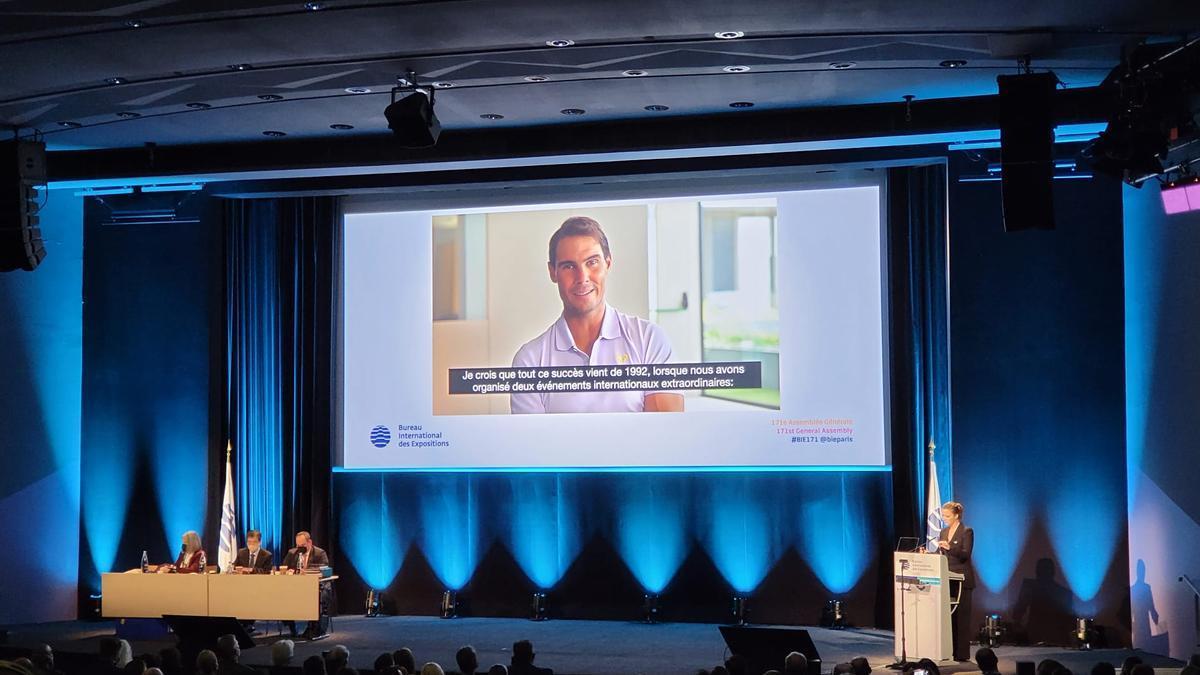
[0,140,47,271]
[998,72,1057,231]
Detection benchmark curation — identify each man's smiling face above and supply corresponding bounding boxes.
[549,234,611,318]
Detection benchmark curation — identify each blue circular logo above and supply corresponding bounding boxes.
[369,425,391,448]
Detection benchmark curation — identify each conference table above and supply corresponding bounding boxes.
[101,571,337,620]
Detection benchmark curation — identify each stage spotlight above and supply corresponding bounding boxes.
[365,589,382,617]
[642,593,660,624]
[979,613,1006,647]
[531,592,548,621]
[732,595,748,625]
[441,590,458,619]
[1072,617,1101,650]
[384,72,441,148]
[820,599,847,628]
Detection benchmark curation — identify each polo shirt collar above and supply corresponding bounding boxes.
[554,304,619,351]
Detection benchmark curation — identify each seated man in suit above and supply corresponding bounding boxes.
[233,530,273,574]
[281,531,329,572]
[281,531,333,640]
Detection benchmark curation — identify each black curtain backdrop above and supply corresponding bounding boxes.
[887,163,952,542]
[224,197,341,557]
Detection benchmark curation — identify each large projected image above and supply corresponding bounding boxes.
[343,185,889,470]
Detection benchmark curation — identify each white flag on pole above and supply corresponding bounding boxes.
[218,442,237,572]
[925,443,945,552]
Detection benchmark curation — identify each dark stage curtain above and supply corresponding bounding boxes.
[224,197,341,557]
[887,164,952,539]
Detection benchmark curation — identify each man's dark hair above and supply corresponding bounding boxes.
[548,216,611,265]
[850,656,871,675]
[832,664,853,675]
[158,647,183,675]
[975,648,998,673]
[246,530,262,542]
[511,640,535,665]
[1120,657,1142,675]
[393,649,416,674]
[303,655,328,675]
[456,646,479,674]
[1129,665,1155,675]
[374,652,395,672]
[1091,662,1116,675]
[915,658,940,675]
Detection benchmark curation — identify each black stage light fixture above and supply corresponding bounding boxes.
[732,595,748,625]
[531,592,548,621]
[365,589,382,617]
[441,590,458,619]
[385,70,441,148]
[641,593,660,624]
[979,613,1006,647]
[820,599,847,628]
[1081,37,1200,186]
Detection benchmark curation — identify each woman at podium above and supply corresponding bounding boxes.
[171,530,207,573]
[937,501,974,661]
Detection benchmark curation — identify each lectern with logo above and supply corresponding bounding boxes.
[893,552,962,662]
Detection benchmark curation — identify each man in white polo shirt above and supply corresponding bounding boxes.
[511,216,685,414]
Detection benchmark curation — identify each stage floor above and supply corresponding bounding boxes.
[1,616,1185,675]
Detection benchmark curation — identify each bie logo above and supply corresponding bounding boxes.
[369,425,391,448]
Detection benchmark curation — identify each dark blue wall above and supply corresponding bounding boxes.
[1124,181,1200,660]
[948,154,1130,645]
[78,197,223,593]
[0,193,83,624]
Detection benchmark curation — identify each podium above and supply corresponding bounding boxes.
[893,552,962,662]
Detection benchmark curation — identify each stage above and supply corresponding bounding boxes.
[0,616,1185,675]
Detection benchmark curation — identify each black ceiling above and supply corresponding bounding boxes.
[2,0,1197,152]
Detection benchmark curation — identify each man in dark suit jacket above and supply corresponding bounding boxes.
[281,531,330,572]
[281,531,333,640]
[233,530,274,574]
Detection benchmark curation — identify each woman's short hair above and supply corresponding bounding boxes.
[941,501,964,517]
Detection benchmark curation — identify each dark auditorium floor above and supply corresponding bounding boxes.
[0,616,1185,675]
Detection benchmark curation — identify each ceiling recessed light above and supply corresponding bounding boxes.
[723,65,750,73]
[262,130,287,137]
[940,59,968,68]
[186,102,212,109]
[344,87,372,94]
[116,111,141,118]
[644,104,669,111]
[432,81,454,88]
[524,75,548,82]
[105,77,127,85]
[480,113,504,120]
[829,61,856,69]
[123,19,145,28]
[229,64,252,71]
[714,31,744,39]
[729,101,755,108]
[257,94,284,101]
[546,39,574,48]
[57,121,82,128]
[560,108,586,115]
[329,123,354,130]
[622,70,647,77]
[304,1,325,9]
